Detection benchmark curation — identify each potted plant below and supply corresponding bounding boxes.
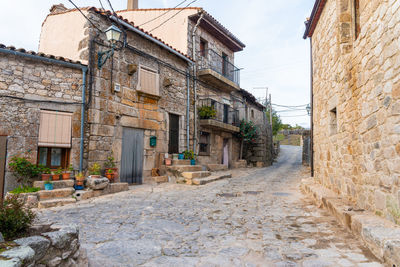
[62,165,73,180]
[9,156,41,187]
[105,156,118,179]
[52,168,62,181]
[44,180,53,191]
[183,150,196,165]
[41,167,51,181]
[75,172,85,187]
[105,169,114,182]
[178,153,184,160]
[198,105,217,119]
[89,163,101,178]
[165,154,172,166]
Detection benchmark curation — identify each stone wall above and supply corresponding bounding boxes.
[0,52,83,193]
[311,0,400,224]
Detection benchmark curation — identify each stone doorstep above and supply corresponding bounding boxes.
[182,171,211,179]
[166,165,203,173]
[37,188,75,201]
[192,172,232,185]
[172,159,191,166]
[153,176,168,183]
[206,164,228,172]
[73,183,129,201]
[301,178,400,266]
[38,198,77,209]
[33,180,75,190]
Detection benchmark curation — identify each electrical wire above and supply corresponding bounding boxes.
[279,114,309,118]
[0,95,81,105]
[98,0,105,10]
[272,103,308,108]
[137,0,189,27]
[67,0,103,32]
[148,0,198,33]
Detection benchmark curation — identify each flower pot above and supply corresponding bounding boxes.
[105,173,114,182]
[90,175,101,179]
[76,179,84,186]
[190,159,196,165]
[41,173,51,181]
[165,158,172,166]
[178,154,184,160]
[172,154,179,160]
[52,174,60,181]
[62,173,71,180]
[44,183,53,190]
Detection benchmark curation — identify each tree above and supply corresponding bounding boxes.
[265,108,282,136]
[237,120,258,159]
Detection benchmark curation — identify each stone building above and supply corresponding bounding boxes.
[304,0,400,223]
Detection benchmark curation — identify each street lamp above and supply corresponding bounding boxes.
[306,104,311,116]
[98,25,122,69]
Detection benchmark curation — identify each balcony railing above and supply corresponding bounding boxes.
[198,98,239,127]
[197,49,240,86]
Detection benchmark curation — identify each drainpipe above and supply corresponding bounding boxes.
[192,11,205,153]
[310,38,314,177]
[186,68,191,151]
[0,48,88,173]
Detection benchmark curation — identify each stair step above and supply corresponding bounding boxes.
[192,172,232,185]
[167,165,203,173]
[153,176,168,183]
[38,188,75,201]
[38,198,76,209]
[206,164,228,172]
[33,180,75,190]
[172,159,191,166]
[182,171,211,179]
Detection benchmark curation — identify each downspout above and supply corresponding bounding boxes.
[192,11,205,153]
[310,38,314,177]
[79,68,87,172]
[186,68,191,151]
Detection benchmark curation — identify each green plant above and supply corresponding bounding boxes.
[105,155,116,169]
[183,150,195,160]
[67,164,74,173]
[0,194,36,240]
[10,186,40,194]
[266,108,283,136]
[238,120,258,143]
[89,163,101,175]
[44,180,53,185]
[9,156,41,187]
[42,167,51,174]
[106,169,114,174]
[198,106,217,119]
[54,168,63,176]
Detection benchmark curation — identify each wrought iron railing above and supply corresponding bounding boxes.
[197,49,240,86]
[198,98,239,126]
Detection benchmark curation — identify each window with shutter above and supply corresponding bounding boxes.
[138,66,160,96]
[38,110,72,148]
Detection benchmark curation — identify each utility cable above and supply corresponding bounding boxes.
[67,0,103,32]
[0,95,81,105]
[149,0,198,33]
[98,0,105,10]
[137,0,189,27]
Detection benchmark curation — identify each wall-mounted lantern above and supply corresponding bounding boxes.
[306,104,311,116]
[98,25,122,69]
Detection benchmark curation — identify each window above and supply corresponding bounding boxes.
[138,66,159,96]
[199,131,210,155]
[222,52,228,76]
[39,110,72,148]
[330,107,337,135]
[200,38,207,57]
[251,109,254,119]
[354,0,360,39]
[38,147,70,169]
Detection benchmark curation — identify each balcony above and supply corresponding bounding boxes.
[198,98,239,133]
[197,49,241,92]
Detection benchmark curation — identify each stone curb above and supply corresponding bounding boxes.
[301,178,400,266]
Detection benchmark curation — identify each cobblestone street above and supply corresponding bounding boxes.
[38,146,382,266]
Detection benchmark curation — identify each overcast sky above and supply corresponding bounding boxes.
[1,0,314,128]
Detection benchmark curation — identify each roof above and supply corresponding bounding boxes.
[239,89,265,110]
[303,0,327,39]
[0,44,84,65]
[117,7,246,52]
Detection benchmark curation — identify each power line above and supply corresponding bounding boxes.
[68,0,103,32]
[138,0,189,27]
[149,0,198,33]
[279,114,309,118]
[98,0,105,10]
[272,103,308,108]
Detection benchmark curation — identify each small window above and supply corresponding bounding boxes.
[199,131,210,155]
[138,66,159,96]
[354,0,360,39]
[330,107,337,135]
[222,52,228,76]
[251,110,254,119]
[39,110,72,148]
[38,147,70,169]
[200,39,207,57]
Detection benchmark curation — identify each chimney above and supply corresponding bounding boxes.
[127,0,138,9]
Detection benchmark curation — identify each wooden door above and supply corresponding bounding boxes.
[169,114,179,154]
[120,128,144,184]
[0,136,6,203]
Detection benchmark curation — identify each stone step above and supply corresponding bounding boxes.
[153,176,168,183]
[167,165,203,173]
[33,180,75,190]
[38,198,76,209]
[182,171,211,179]
[172,159,191,166]
[192,172,232,185]
[206,164,228,172]
[38,188,75,201]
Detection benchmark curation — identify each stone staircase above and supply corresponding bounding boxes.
[166,160,232,185]
[33,180,76,209]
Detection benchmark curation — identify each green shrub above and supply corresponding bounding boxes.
[9,156,41,187]
[9,186,40,194]
[0,194,36,240]
[183,150,195,160]
[198,106,217,119]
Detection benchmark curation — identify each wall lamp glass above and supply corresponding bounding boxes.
[98,25,122,69]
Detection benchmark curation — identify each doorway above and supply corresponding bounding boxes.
[0,136,6,203]
[222,138,229,167]
[168,114,179,154]
[120,128,144,184]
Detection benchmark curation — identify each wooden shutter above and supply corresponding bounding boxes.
[139,67,159,96]
[38,110,72,148]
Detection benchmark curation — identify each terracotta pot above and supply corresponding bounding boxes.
[105,173,114,182]
[62,173,71,180]
[76,180,84,186]
[52,174,60,181]
[105,168,118,179]
[165,158,172,166]
[42,173,51,181]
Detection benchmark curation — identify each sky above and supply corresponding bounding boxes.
[0,0,314,128]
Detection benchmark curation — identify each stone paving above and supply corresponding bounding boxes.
[38,146,383,266]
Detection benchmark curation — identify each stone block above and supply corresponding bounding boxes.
[38,198,76,209]
[206,164,228,172]
[0,246,35,263]
[374,190,386,210]
[38,188,75,201]
[172,160,191,166]
[85,177,109,190]
[256,162,264,167]
[153,176,168,183]
[33,180,74,190]
[108,183,129,193]
[233,160,247,169]
[14,236,50,261]
[182,171,211,179]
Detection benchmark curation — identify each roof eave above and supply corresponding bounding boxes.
[303,0,326,39]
